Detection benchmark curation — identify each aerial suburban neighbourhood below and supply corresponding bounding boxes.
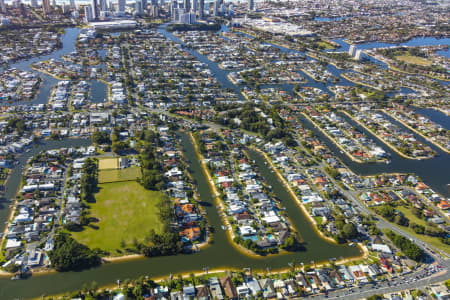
[0,0,448,299]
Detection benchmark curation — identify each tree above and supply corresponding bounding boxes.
[281,235,299,251]
[342,223,358,240]
[48,233,101,271]
[385,230,423,262]
[92,131,111,145]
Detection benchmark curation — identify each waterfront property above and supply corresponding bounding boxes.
[346,106,436,160]
[0,6,449,297]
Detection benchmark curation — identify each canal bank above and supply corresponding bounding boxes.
[0,23,447,298]
[299,113,450,198]
[0,132,361,299]
[5,28,108,108]
[382,109,450,154]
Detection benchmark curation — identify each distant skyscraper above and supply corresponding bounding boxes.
[118,0,125,12]
[173,7,183,21]
[213,0,219,16]
[190,0,196,13]
[52,0,56,8]
[135,0,143,15]
[62,4,71,13]
[70,0,75,9]
[355,49,362,60]
[142,0,147,10]
[228,3,233,16]
[150,4,158,16]
[19,3,26,16]
[183,0,189,12]
[31,0,38,7]
[179,11,195,23]
[84,4,93,22]
[198,0,204,18]
[348,45,356,57]
[100,0,107,11]
[248,0,253,11]
[42,0,51,16]
[91,0,99,19]
[0,0,5,13]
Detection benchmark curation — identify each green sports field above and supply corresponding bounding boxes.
[98,166,141,183]
[72,180,164,254]
[98,157,119,170]
[395,54,432,66]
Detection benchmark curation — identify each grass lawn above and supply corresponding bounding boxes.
[72,181,164,254]
[395,54,432,66]
[98,167,141,183]
[313,216,323,225]
[317,41,336,50]
[98,158,118,170]
[383,205,450,255]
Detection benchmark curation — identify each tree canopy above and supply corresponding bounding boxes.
[48,233,101,271]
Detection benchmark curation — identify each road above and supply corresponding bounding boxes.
[287,137,450,299]
[309,267,447,300]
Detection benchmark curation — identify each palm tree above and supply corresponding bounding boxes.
[123,278,131,289]
[90,281,98,295]
[189,272,196,287]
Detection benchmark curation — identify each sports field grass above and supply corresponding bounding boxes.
[395,54,432,66]
[72,181,164,254]
[317,41,336,50]
[389,206,450,255]
[98,166,141,183]
[98,157,118,170]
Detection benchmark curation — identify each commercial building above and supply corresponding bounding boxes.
[183,0,190,12]
[135,0,143,15]
[118,0,125,13]
[0,0,5,13]
[42,0,51,16]
[348,45,356,57]
[84,5,93,22]
[248,0,254,11]
[100,0,107,11]
[91,0,99,19]
[198,0,204,19]
[213,0,219,16]
[89,19,137,29]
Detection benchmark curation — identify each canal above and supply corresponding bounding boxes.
[0,139,92,233]
[6,28,108,107]
[0,132,360,299]
[0,24,448,298]
[300,113,450,198]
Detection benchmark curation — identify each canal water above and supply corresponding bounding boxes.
[329,37,450,56]
[414,108,450,130]
[6,28,108,107]
[300,113,450,198]
[0,132,360,299]
[0,24,448,298]
[0,139,92,229]
[157,25,450,198]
